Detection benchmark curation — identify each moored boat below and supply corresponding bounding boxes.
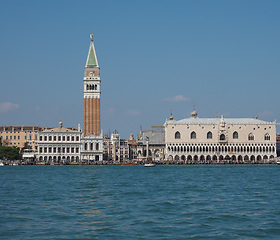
[144,163,156,167]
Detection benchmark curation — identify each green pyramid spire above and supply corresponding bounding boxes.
[85,35,99,67]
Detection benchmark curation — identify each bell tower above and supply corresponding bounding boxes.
[83,35,101,136]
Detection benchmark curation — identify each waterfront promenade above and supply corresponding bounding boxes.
[1,158,279,166]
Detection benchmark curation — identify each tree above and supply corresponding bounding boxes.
[0,146,21,160]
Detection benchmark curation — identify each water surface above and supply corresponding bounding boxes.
[0,165,279,239]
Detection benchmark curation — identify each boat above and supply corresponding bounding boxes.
[0,162,4,166]
[144,163,156,167]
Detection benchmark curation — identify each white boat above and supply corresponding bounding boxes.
[144,163,156,167]
[0,162,4,166]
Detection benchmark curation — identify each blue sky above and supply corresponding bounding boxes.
[0,0,279,138]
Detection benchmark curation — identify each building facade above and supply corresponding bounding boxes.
[137,126,165,162]
[37,121,82,163]
[80,134,103,161]
[165,110,277,163]
[102,132,129,162]
[0,126,42,150]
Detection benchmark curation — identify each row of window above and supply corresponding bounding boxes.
[39,156,80,161]
[168,145,275,153]
[168,154,274,161]
[40,135,80,142]
[39,147,79,154]
[84,143,99,151]
[175,131,271,141]
[86,84,98,90]
[0,131,36,134]
[1,135,32,140]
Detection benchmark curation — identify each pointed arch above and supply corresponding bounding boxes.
[248,133,254,141]
[175,131,181,139]
[207,131,212,139]
[191,131,196,139]
[233,131,238,139]
[220,134,225,140]
[264,133,270,141]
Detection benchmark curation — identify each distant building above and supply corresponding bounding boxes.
[83,34,101,136]
[128,132,137,160]
[137,126,165,162]
[80,134,103,161]
[81,34,103,161]
[0,125,42,150]
[37,121,82,163]
[276,133,280,156]
[165,109,277,163]
[102,131,129,162]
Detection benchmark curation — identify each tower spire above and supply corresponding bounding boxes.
[85,34,99,67]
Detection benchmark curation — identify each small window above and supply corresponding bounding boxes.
[175,131,181,139]
[233,131,238,139]
[207,131,212,139]
[220,134,225,141]
[264,133,270,141]
[248,133,254,141]
[191,131,196,139]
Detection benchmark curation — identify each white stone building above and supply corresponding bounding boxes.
[165,109,276,163]
[80,134,103,161]
[37,121,82,163]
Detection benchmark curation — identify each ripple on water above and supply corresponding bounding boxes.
[0,165,279,239]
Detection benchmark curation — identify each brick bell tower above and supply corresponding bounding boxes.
[83,35,101,136]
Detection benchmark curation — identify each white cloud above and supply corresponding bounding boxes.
[161,95,190,102]
[126,109,141,117]
[0,102,19,113]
